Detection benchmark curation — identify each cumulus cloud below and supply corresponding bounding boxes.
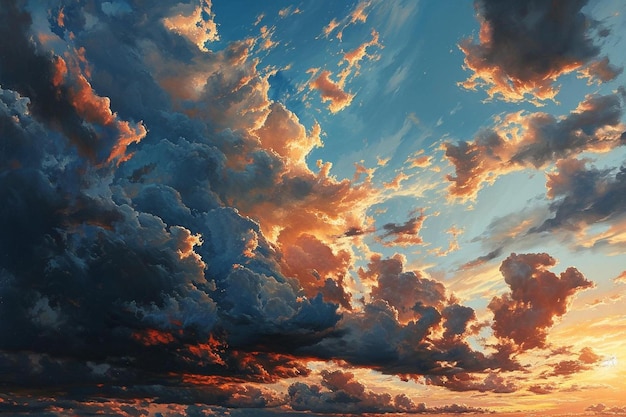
[445,93,625,199]
[488,253,594,351]
[428,372,517,393]
[289,369,488,414]
[0,0,346,405]
[460,0,621,103]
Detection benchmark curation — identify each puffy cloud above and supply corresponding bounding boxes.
[488,253,594,351]
[445,93,625,199]
[0,0,348,403]
[427,372,517,393]
[305,255,497,378]
[363,254,446,322]
[0,1,146,165]
[289,369,485,414]
[162,0,219,52]
[460,0,621,103]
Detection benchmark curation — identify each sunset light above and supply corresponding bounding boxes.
[1,0,625,416]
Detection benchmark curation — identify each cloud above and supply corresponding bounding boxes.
[308,69,355,113]
[428,372,517,393]
[289,369,488,414]
[321,0,372,41]
[162,0,219,52]
[459,247,503,270]
[488,253,594,351]
[533,158,626,235]
[0,0,347,404]
[376,210,426,247]
[445,93,625,199]
[364,254,446,322]
[586,404,626,414]
[308,29,381,113]
[460,0,621,103]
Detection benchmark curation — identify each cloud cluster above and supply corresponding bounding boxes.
[288,369,488,414]
[460,0,622,103]
[488,253,594,351]
[0,1,608,414]
[445,93,625,199]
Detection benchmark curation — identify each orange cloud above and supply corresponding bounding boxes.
[162,0,219,52]
[51,55,147,164]
[445,94,625,200]
[132,328,177,346]
[489,253,594,352]
[309,70,355,113]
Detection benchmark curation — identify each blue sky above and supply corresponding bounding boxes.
[1,0,626,416]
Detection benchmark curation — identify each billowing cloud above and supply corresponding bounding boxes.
[488,253,594,351]
[289,369,489,414]
[460,0,621,103]
[445,93,625,199]
[162,0,219,52]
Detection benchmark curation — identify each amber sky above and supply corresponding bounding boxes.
[1,0,625,416]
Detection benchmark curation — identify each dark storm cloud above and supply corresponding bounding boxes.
[377,210,426,247]
[488,253,593,352]
[460,0,621,102]
[445,93,625,199]
[0,0,343,405]
[533,158,626,235]
[303,255,514,380]
[0,1,145,164]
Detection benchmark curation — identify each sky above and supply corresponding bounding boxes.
[1,0,626,416]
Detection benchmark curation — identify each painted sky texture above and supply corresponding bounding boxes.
[1,0,626,416]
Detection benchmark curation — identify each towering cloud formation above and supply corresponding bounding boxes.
[489,253,593,351]
[460,0,622,103]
